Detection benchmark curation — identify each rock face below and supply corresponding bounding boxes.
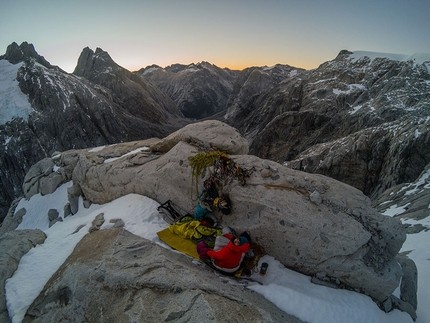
[150,119,249,154]
[73,47,184,125]
[138,62,239,119]
[23,228,302,323]
[0,229,46,323]
[225,64,304,121]
[16,120,409,306]
[226,51,430,211]
[0,42,187,222]
[139,63,303,120]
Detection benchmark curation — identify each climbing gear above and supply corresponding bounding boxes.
[157,200,183,222]
[188,150,254,220]
[216,194,231,215]
[157,200,193,224]
[188,151,228,198]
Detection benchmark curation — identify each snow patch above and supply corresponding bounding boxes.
[415,129,422,139]
[383,203,411,217]
[186,67,200,73]
[333,83,367,95]
[289,69,298,77]
[88,145,106,153]
[0,60,34,125]
[104,146,150,163]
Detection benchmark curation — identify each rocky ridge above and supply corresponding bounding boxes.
[224,51,430,221]
[139,62,303,120]
[1,120,417,321]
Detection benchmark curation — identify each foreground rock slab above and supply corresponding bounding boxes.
[23,228,302,323]
[14,120,411,310]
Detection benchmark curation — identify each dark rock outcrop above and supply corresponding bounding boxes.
[0,41,53,68]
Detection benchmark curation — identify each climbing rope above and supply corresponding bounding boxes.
[188,151,228,199]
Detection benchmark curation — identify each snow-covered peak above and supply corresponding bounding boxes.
[351,51,430,65]
[0,60,34,125]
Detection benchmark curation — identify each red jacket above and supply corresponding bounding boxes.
[207,235,250,269]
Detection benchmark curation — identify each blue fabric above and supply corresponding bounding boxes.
[194,203,209,220]
[240,236,248,245]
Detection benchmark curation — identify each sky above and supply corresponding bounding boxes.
[1,0,430,73]
[5,155,429,322]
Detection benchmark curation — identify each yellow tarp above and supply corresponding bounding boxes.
[157,228,200,259]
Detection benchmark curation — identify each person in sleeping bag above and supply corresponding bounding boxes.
[205,234,250,273]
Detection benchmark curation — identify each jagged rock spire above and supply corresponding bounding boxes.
[0,41,52,68]
[73,47,121,79]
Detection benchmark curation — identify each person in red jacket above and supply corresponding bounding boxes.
[205,233,250,273]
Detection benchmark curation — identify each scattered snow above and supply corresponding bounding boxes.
[262,65,277,71]
[0,60,34,125]
[4,136,12,146]
[5,182,420,323]
[186,67,200,73]
[383,203,411,217]
[415,129,422,139]
[289,69,298,77]
[333,83,366,95]
[308,76,338,85]
[404,169,430,196]
[350,104,364,114]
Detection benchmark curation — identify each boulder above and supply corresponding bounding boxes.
[396,254,418,310]
[23,158,58,198]
[150,119,249,155]
[23,228,302,323]
[15,121,408,303]
[47,209,62,227]
[0,229,46,323]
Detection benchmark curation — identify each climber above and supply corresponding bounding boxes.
[197,232,250,274]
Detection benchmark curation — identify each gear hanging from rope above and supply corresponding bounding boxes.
[213,155,255,186]
[188,151,228,199]
[188,151,255,202]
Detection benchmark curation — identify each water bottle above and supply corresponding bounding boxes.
[260,262,268,276]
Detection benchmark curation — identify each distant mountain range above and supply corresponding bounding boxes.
[0,42,429,226]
